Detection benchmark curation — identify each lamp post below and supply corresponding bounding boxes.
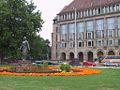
[73,7,79,65]
[74,8,77,59]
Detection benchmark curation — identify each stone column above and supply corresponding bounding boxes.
[83,52,87,62]
[94,19,96,47]
[84,21,87,47]
[66,53,70,60]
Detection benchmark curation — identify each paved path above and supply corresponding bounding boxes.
[73,65,120,69]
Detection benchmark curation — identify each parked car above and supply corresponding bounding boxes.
[47,61,59,65]
[33,61,59,65]
[8,60,20,63]
[68,61,74,65]
[34,61,44,64]
[103,62,119,67]
[82,62,96,66]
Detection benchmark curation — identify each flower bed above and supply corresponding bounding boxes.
[0,67,102,76]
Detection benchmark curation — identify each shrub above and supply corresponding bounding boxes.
[65,64,71,72]
[43,61,48,68]
[60,64,65,71]
[32,64,42,69]
[60,64,71,72]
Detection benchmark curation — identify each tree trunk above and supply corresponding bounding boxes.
[0,53,4,65]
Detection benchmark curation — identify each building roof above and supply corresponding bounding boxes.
[59,0,120,14]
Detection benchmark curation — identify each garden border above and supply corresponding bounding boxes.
[0,67,102,76]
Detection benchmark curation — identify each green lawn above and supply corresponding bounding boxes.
[0,66,120,90]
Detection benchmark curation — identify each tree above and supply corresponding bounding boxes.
[29,36,51,60]
[0,0,43,63]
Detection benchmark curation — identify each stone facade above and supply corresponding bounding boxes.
[52,0,120,62]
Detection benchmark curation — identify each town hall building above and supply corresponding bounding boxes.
[52,0,120,62]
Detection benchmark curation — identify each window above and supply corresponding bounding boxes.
[89,9,92,16]
[76,12,79,18]
[110,6,113,12]
[118,40,120,45]
[116,5,119,11]
[61,35,66,41]
[93,9,96,15]
[108,30,114,38]
[60,24,67,34]
[107,17,115,29]
[86,10,89,16]
[69,13,71,19]
[87,41,93,47]
[84,11,86,17]
[118,30,120,37]
[96,31,102,38]
[86,21,94,32]
[87,32,93,39]
[69,34,74,40]
[108,40,114,46]
[103,7,106,13]
[79,42,82,47]
[98,8,101,14]
[113,5,117,12]
[69,23,74,33]
[96,40,103,46]
[96,8,98,14]
[96,19,104,30]
[78,33,83,40]
[61,42,66,48]
[80,11,83,17]
[78,42,84,47]
[71,12,74,19]
[106,6,110,13]
[96,31,103,38]
[118,17,120,28]
[77,22,84,32]
[69,42,75,47]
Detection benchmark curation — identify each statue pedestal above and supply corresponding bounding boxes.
[15,62,32,72]
[72,58,80,66]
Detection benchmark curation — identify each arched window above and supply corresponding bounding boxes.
[70,52,74,60]
[88,52,93,62]
[78,52,84,62]
[108,51,115,56]
[61,53,66,60]
[97,51,104,57]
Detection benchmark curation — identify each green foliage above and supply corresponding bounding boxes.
[32,64,42,69]
[43,61,48,68]
[29,36,50,59]
[60,64,71,72]
[0,0,50,61]
[32,61,48,69]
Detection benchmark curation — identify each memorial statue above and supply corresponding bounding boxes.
[20,36,30,61]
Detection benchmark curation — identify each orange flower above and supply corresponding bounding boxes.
[0,67,102,76]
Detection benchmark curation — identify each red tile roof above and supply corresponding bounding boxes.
[59,0,120,14]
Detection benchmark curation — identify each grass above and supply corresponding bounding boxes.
[0,65,120,90]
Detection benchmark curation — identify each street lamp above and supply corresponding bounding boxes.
[73,7,79,65]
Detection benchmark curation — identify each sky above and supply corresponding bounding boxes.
[26,0,73,43]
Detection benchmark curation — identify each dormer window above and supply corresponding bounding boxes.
[89,9,92,16]
[113,5,117,11]
[106,6,110,13]
[93,9,96,15]
[110,6,113,12]
[103,7,106,13]
[98,8,101,14]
